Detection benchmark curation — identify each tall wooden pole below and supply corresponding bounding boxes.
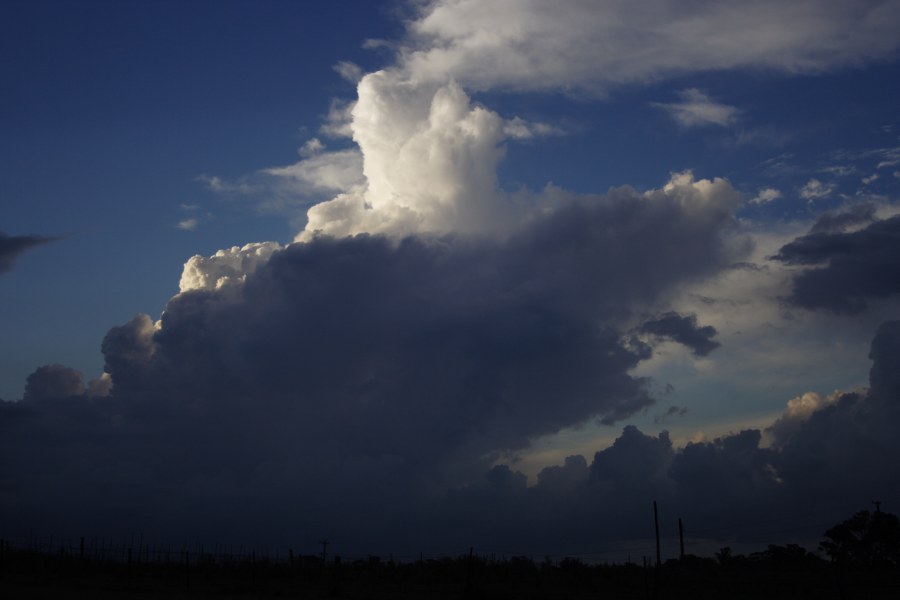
[653,500,661,600]
[653,500,661,568]
[678,517,685,560]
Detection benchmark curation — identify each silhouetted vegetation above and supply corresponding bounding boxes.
[2,510,900,598]
[821,509,900,567]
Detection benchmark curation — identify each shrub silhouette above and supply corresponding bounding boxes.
[821,509,900,567]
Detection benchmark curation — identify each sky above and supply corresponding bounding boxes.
[2,0,900,560]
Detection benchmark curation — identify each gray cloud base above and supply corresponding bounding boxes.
[3,319,899,554]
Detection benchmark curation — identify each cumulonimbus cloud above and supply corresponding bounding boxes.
[0,172,747,549]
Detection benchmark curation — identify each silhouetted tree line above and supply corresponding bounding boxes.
[1,509,899,598]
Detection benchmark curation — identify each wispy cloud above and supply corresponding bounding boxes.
[333,61,364,84]
[750,187,782,204]
[652,89,739,128]
[320,98,355,138]
[503,116,564,139]
[402,1,900,94]
[875,146,900,169]
[821,164,857,177]
[799,178,836,200]
[0,231,59,274]
[200,139,365,218]
[176,218,199,231]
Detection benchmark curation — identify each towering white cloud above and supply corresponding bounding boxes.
[299,76,514,240]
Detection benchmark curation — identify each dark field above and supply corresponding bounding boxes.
[2,540,899,599]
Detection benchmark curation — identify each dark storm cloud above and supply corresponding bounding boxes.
[638,312,720,356]
[773,214,900,313]
[771,321,900,499]
[105,184,739,466]
[3,322,900,555]
[441,320,900,551]
[0,231,57,273]
[0,183,743,549]
[19,194,900,553]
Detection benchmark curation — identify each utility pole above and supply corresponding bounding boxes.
[873,500,882,514]
[653,501,661,600]
[678,517,685,560]
[319,540,329,563]
[653,501,661,568]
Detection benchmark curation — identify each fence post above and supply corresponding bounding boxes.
[185,550,191,590]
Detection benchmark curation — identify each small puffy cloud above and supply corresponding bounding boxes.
[0,231,58,274]
[798,178,836,200]
[652,89,739,128]
[750,187,782,204]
